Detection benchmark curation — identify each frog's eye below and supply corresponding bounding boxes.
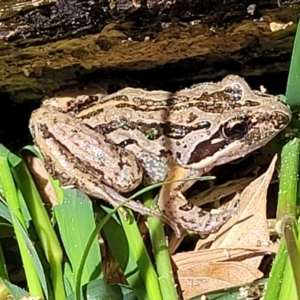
[222,120,248,139]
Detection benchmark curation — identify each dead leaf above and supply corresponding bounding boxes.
[177,260,263,299]
[173,245,278,299]
[24,152,58,206]
[196,155,277,268]
[189,177,254,206]
[173,245,278,265]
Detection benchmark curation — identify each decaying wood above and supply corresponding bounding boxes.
[0,0,298,102]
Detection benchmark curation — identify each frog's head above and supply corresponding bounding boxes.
[175,75,291,170]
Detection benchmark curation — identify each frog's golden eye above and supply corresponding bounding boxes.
[222,120,248,139]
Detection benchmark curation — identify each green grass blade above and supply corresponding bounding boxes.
[264,18,300,300]
[99,206,149,300]
[286,20,300,110]
[0,146,26,228]
[3,280,29,299]
[276,138,299,219]
[0,245,8,281]
[54,189,102,292]
[265,139,300,300]
[12,159,65,300]
[13,212,49,298]
[0,145,43,298]
[66,279,136,300]
[0,200,12,223]
[264,241,287,300]
[143,193,178,300]
[129,176,215,200]
[119,210,162,300]
[278,218,300,300]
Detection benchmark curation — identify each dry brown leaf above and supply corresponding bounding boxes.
[24,152,58,206]
[177,260,263,299]
[196,155,277,268]
[189,177,255,206]
[172,245,278,266]
[173,244,277,297]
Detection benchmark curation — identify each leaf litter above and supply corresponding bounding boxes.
[172,155,278,299]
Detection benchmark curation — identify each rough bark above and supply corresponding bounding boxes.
[0,0,298,102]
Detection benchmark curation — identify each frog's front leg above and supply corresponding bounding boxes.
[80,179,182,236]
[157,166,232,236]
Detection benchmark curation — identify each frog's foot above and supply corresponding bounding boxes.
[165,203,233,236]
[159,192,233,236]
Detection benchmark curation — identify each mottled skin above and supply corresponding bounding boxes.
[29,75,291,236]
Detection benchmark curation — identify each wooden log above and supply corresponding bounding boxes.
[0,0,298,101]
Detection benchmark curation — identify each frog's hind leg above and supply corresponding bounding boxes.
[157,166,232,237]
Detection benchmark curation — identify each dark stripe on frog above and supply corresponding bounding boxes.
[118,139,172,158]
[93,120,211,140]
[122,88,245,107]
[186,119,249,164]
[79,91,260,118]
[115,98,260,111]
[82,99,259,117]
[187,134,228,164]
[187,110,291,164]
[66,95,100,113]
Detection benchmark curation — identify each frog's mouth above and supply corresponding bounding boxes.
[184,110,290,170]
